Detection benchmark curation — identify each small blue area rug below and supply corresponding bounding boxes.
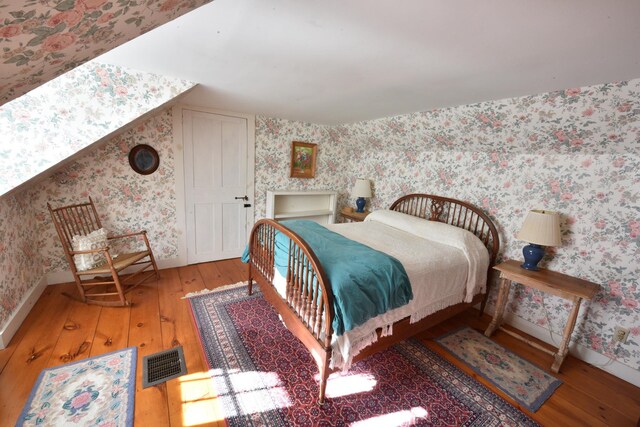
[16,347,137,426]
[436,327,562,412]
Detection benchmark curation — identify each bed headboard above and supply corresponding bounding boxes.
[390,194,500,265]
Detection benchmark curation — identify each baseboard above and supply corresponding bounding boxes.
[46,257,185,285]
[501,312,640,388]
[155,257,185,270]
[46,269,75,285]
[0,276,48,349]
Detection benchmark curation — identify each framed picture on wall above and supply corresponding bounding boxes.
[290,141,317,178]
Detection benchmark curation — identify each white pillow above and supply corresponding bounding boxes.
[72,228,108,271]
[365,209,490,301]
[365,209,482,249]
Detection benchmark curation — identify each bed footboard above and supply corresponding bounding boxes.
[247,219,335,403]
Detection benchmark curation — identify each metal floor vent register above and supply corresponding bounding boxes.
[142,346,187,388]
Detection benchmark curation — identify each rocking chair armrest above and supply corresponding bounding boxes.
[107,230,147,240]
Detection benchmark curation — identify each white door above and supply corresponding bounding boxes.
[183,109,251,264]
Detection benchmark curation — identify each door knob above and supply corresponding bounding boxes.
[235,195,249,201]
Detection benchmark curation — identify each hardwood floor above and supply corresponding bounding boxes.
[1,258,638,426]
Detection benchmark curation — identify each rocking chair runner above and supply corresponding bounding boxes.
[48,197,160,306]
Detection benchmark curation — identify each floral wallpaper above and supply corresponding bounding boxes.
[255,79,640,372]
[0,107,178,330]
[0,191,43,329]
[0,60,195,196]
[0,60,191,332]
[0,0,211,105]
[1,68,638,376]
[36,108,180,273]
[254,117,352,219]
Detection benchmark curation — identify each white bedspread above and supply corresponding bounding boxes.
[271,210,490,370]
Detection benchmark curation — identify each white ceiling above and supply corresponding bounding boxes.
[98,0,640,125]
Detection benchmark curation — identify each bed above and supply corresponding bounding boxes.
[247,194,499,404]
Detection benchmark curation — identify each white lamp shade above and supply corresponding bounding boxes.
[516,209,562,247]
[352,178,372,198]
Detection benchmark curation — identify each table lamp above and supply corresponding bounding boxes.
[516,209,561,270]
[352,178,372,213]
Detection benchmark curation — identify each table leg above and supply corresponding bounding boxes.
[485,276,511,337]
[551,297,582,373]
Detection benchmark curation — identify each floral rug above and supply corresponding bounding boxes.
[16,347,136,426]
[435,327,562,412]
[188,282,539,426]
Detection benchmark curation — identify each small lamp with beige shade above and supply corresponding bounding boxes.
[516,209,562,270]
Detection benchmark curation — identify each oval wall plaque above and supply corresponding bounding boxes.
[128,144,159,175]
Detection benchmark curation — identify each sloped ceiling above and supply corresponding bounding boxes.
[3,1,640,125]
[0,0,211,105]
[98,0,640,125]
[0,61,196,197]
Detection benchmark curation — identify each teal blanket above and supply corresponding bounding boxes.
[243,220,412,335]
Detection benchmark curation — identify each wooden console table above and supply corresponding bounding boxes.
[485,260,599,373]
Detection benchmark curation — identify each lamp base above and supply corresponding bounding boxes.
[521,243,544,271]
[355,197,366,213]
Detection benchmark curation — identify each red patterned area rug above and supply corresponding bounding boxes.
[188,283,538,426]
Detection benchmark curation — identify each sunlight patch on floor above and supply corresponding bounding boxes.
[350,407,429,427]
[323,372,378,398]
[180,368,386,425]
[180,368,293,426]
[179,371,224,426]
[209,368,292,418]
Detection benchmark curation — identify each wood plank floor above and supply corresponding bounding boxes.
[1,258,638,426]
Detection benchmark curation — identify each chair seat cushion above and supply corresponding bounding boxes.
[72,228,108,271]
[76,251,151,275]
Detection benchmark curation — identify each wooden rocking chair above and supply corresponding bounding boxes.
[48,197,160,306]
